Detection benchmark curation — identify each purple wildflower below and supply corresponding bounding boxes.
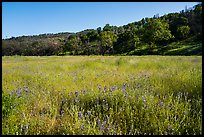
[143,99,146,104]
[104,86,107,91]
[100,126,103,131]
[168,104,171,107]
[113,131,117,135]
[107,116,110,121]
[159,100,163,105]
[97,119,100,126]
[102,99,105,104]
[184,111,187,115]
[87,111,91,117]
[178,92,182,97]
[78,112,82,119]
[60,110,65,116]
[112,85,116,91]
[107,127,110,134]
[21,113,25,118]
[122,88,126,93]
[22,125,28,132]
[75,91,79,97]
[17,90,21,96]
[11,90,15,94]
[102,121,106,126]
[70,92,73,95]
[81,123,84,132]
[186,92,189,96]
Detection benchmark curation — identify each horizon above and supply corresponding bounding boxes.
[2,2,199,39]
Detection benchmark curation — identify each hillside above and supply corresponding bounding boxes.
[2,3,202,56]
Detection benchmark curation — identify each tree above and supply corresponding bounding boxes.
[65,35,82,55]
[114,29,140,54]
[143,18,174,45]
[177,25,190,40]
[99,31,117,55]
[103,24,113,31]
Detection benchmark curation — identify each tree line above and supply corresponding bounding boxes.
[2,3,202,56]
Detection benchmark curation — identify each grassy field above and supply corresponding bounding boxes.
[2,56,202,135]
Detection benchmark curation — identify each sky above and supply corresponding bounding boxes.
[2,2,199,39]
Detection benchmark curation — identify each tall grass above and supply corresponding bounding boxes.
[2,56,202,135]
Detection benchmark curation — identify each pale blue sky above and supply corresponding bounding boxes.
[2,2,198,39]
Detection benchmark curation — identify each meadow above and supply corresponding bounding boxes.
[2,56,202,135]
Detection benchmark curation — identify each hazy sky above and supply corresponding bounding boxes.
[2,2,198,39]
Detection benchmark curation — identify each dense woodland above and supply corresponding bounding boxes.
[2,3,202,56]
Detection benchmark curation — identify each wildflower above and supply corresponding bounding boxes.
[75,91,79,97]
[143,99,146,104]
[78,112,82,119]
[104,86,107,91]
[17,90,21,96]
[22,125,28,132]
[113,131,117,135]
[21,113,25,118]
[102,121,106,126]
[186,92,189,96]
[168,125,172,131]
[106,104,109,109]
[11,90,15,94]
[112,85,116,91]
[184,111,187,115]
[122,88,126,93]
[100,126,103,131]
[159,100,163,105]
[60,110,65,116]
[81,123,84,132]
[107,127,110,134]
[107,116,110,121]
[70,92,73,95]
[178,92,182,97]
[87,111,91,117]
[97,119,100,126]
[168,104,171,107]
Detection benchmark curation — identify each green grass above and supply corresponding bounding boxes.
[130,36,202,56]
[2,56,202,135]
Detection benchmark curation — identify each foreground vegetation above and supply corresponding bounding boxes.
[2,56,202,135]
